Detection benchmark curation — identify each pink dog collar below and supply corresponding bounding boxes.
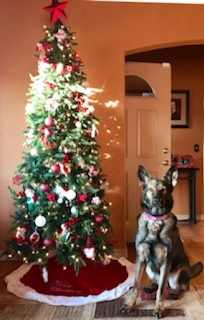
[144,212,168,221]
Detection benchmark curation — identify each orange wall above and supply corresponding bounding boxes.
[1,0,204,251]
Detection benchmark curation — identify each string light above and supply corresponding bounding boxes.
[105,100,119,108]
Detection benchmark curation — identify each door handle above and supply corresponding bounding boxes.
[163,160,170,166]
[163,148,169,154]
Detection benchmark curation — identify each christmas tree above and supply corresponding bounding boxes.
[6,0,114,274]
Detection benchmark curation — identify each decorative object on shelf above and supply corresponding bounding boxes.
[176,154,193,168]
[171,90,189,128]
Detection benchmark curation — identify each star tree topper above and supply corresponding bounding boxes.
[44,0,69,22]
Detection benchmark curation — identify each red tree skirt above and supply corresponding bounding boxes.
[5,257,135,306]
[21,256,128,297]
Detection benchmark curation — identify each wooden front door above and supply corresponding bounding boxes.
[125,62,171,243]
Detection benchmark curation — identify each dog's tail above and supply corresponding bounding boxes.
[190,262,203,278]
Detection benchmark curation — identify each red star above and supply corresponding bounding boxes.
[44,0,69,23]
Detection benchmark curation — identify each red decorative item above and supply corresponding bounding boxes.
[88,166,100,177]
[95,215,104,223]
[51,163,60,173]
[43,238,55,247]
[176,154,193,169]
[84,234,95,259]
[43,0,69,23]
[21,256,128,297]
[45,140,54,149]
[13,225,30,246]
[85,234,93,248]
[32,195,38,201]
[16,191,25,198]
[64,153,70,163]
[66,217,80,227]
[47,193,56,202]
[59,162,71,175]
[76,193,88,203]
[44,116,55,127]
[40,183,50,192]
[12,175,22,186]
[30,231,40,244]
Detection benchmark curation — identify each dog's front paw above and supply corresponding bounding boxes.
[120,304,135,314]
[153,307,165,319]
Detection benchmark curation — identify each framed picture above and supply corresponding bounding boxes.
[171,90,189,128]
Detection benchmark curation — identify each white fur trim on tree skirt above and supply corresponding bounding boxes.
[5,257,135,306]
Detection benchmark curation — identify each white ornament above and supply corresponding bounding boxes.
[91,125,99,138]
[66,189,76,201]
[70,206,78,216]
[38,60,50,74]
[75,121,82,128]
[54,186,76,201]
[35,215,46,227]
[56,63,64,74]
[91,196,101,205]
[88,105,95,113]
[54,185,67,199]
[25,103,35,114]
[58,197,63,204]
[63,146,69,153]
[30,148,38,157]
[25,188,34,198]
[83,247,95,259]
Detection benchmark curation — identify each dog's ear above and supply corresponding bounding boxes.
[138,165,151,188]
[162,166,178,187]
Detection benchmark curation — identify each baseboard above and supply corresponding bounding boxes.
[176,214,190,221]
[177,214,204,221]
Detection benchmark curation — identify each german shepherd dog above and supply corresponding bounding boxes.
[121,165,203,318]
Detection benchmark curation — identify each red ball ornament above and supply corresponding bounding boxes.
[44,116,55,127]
[95,215,104,223]
[43,238,55,247]
[40,183,50,192]
[30,231,40,244]
[51,163,60,173]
